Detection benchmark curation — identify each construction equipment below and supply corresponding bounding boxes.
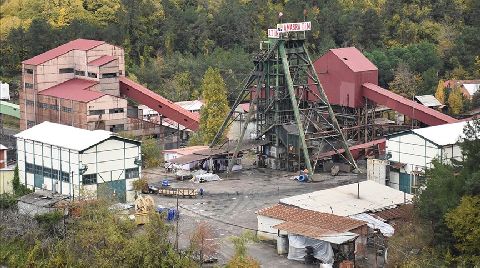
[134,195,155,225]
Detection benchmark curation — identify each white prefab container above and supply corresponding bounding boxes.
[367,159,387,185]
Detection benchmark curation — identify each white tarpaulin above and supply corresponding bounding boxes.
[350,213,394,237]
[192,173,221,183]
[287,234,334,264]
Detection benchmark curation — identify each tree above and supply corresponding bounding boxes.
[447,86,464,115]
[435,79,446,104]
[190,221,218,264]
[12,165,20,195]
[226,231,260,268]
[445,196,480,265]
[196,67,230,145]
[389,62,422,99]
[471,91,480,109]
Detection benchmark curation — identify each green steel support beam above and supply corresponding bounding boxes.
[279,41,313,174]
[302,43,359,171]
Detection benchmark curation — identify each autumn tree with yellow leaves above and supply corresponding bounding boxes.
[447,87,464,115]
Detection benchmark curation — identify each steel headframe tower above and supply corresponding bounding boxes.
[211,22,358,175]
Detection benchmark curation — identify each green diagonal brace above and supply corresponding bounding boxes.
[279,41,313,174]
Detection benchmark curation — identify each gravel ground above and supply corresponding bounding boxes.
[141,164,362,267]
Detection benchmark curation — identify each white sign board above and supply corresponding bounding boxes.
[277,21,311,33]
[0,82,10,100]
[268,28,280,38]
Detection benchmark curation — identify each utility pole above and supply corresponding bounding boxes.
[175,190,179,251]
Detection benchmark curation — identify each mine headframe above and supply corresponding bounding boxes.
[211,22,358,174]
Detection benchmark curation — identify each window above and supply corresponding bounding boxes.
[88,72,97,78]
[49,104,59,111]
[25,68,33,74]
[82,174,97,185]
[119,70,123,75]
[26,100,34,106]
[34,165,42,175]
[26,163,34,173]
[75,70,85,76]
[109,108,124,114]
[61,172,70,182]
[110,124,124,132]
[62,106,72,113]
[59,68,74,74]
[101,73,117,78]
[39,102,48,109]
[27,121,35,128]
[89,109,105,116]
[125,168,139,179]
[25,83,33,89]
[43,167,52,178]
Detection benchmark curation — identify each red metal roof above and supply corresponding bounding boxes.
[38,79,104,102]
[88,55,116,66]
[119,77,200,131]
[362,83,458,126]
[258,204,366,233]
[330,47,378,72]
[23,39,105,66]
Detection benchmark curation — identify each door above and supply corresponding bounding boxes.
[97,180,126,203]
[34,174,44,189]
[399,172,411,194]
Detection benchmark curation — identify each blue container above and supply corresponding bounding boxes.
[162,180,170,187]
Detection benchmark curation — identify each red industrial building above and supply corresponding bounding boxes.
[20,39,199,135]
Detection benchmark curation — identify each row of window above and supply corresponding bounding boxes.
[59,68,118,79]
[25,163,139,184]
[89,108,124,116]
[25,163,70,182]
[30,101,73,113]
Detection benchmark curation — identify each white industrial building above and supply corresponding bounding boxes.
[15,121,141,202]
[385,121,467,193]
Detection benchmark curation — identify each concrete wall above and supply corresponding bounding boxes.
[257,215,284,240]
[0,169,14,194]
[86,95,128,130]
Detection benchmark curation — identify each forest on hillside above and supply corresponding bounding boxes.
[0,0,479,102]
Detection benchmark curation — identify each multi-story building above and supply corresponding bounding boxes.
[15,121,141,202]
[20,39,128,131]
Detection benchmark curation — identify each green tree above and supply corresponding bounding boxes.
[226,231,260,268]
[435,79,446,104]
[12,165,20,195]
[389,62,422,99]
[445,196,480,265]
[447,87,464,115]
[196,67,230,145]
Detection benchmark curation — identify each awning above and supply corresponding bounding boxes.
[274,221,359,244]
[169,154,210,165]
[349,213,394,237]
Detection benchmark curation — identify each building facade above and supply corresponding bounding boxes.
[20,39,128,131]
[15,122,141,202]
[386,121,466,193]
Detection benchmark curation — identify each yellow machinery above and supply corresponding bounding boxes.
[134,195,155,225]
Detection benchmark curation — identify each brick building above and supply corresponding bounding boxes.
[20,39,128,131]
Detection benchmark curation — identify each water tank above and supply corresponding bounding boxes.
[276,234,288,255]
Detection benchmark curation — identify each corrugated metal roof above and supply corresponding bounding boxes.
[23,39,105,65]
[163,146,209,156]
[330,47,378,73]
[279,181,413,216]
[88,55,116,66]
[314,138,385,159]
[415,95,442,107]
[372,204,413,221]
[0,144,8,150]
[463,84,480,96]
[257,204,366,232]
[38,79,103,102]
[14,121,114,151]
[175,100,204,111]
[411,120,468,146]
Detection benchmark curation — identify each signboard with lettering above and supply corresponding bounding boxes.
[276,22,311,33]
[268,28,280,38]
